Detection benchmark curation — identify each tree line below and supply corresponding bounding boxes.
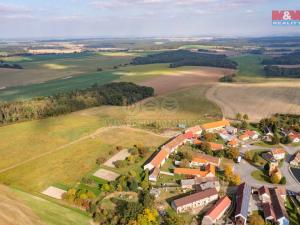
[262,50,300,65]
[0,60,23,69]
[0,82,154,124]
[264,65,300,78]
[131,50,237,69]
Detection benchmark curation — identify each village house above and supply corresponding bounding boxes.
[225,125,238,134]
[238,133,250,141]
[218,131,235,142]
[174,164,216,178]
[235,183,252,225]
[259,186,289,225]
[227,138,239,148]
[290,152,300,167]
[171,188,218,213]
[181,177,220,192]
[201,120,230,133]
[202,196,232,225]
[271,148,286,161]
[190,153,221,167]
[244,130,259,140]
[288,131,300,143]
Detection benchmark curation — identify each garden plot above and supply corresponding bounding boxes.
[93,169,119,181]
[42,186,66,199]
[104,149,130,168]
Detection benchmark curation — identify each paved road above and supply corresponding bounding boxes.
[235,143,300,193]
[235,159,300,192]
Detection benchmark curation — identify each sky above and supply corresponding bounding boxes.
[0,0,299,39]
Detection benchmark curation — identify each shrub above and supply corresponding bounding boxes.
[96,156,106,165]
[114,160,127,168]
[280,176,287,184]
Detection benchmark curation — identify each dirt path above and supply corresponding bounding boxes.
[0,126,167,174]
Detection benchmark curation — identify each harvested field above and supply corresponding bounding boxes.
[42,186,66,199]
[0,185,43,225]
[206,82,300,122]
[104,149,130,168]
[93,169,119,181]
[139,66,235,95]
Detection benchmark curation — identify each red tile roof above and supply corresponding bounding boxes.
[192,153,220,166]
[271,148,285,155]
[228,139,238,147]
[201,120,230,131]
[150,149,168,168]
[244,130,257,137]
[174,165,215,177]
[204,196,232,221]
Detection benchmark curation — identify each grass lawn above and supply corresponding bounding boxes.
[245,149,268,167]
[12,187,91,225]
[251,170,270,183]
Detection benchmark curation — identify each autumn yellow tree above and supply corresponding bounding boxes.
[136,208,159,225]
[249,212,265,225]
[270,173,281,184]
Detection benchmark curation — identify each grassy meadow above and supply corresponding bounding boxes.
[0,84,221,192]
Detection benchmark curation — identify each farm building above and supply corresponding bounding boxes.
[174,164,215,178]
[144,149,169,171]
[190,153,221,167]
[202,196,232,225]
[235,183,252,225]
[171,188,218,213]
[201,120,230,133]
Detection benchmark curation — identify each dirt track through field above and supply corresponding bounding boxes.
[206,82,300,122]
[0,185,43,225]
[139,67,235,95]
[0,126,167,174]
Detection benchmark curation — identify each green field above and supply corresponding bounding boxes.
[12,188,90,225]
[0,61,202,101]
